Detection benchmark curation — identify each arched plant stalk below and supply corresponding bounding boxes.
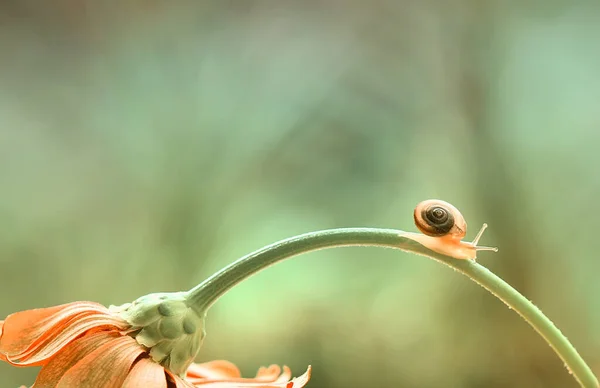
[186,228,599,388]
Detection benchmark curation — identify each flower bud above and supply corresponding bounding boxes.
[110,291,205,376]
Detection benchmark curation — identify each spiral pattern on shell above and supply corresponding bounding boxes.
[413,200,462,237]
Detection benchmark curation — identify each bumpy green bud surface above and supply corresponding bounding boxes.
[110,291,206,376]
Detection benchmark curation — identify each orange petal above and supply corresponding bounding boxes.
[1,303,79,359]
[185,364,311,387]
[2,302,105,352]
[18,313,130,367]
[185,360,242,379]
[254,365,286,382]
[0,320,6,363]
[166,370,196,388]
[56,334,145,387]
[122,358,168,388]
[34,331,120,387]
[0,302,129,366]
[286,366,311,388]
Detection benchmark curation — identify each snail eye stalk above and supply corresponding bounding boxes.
[471,223,498,252]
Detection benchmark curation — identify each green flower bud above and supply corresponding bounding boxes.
[110,292,205,376]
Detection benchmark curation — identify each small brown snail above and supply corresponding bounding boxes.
[402,199,498,260]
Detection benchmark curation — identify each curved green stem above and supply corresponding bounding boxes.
[185,228,598,388]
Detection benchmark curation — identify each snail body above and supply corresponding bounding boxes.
[402,199,497,260]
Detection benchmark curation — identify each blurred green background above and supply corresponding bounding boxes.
[1,1,599,387]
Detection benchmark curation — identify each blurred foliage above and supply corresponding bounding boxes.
[1,1,600,387]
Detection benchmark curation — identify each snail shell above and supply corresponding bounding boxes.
[414,199,467,239]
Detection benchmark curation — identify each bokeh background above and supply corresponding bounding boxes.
[1,1,600,387]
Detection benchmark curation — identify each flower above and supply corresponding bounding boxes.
[0,301,311,387]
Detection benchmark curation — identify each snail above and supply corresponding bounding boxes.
[402,199,498,260]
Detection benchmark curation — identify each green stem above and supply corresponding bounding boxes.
[185,228,598,388]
